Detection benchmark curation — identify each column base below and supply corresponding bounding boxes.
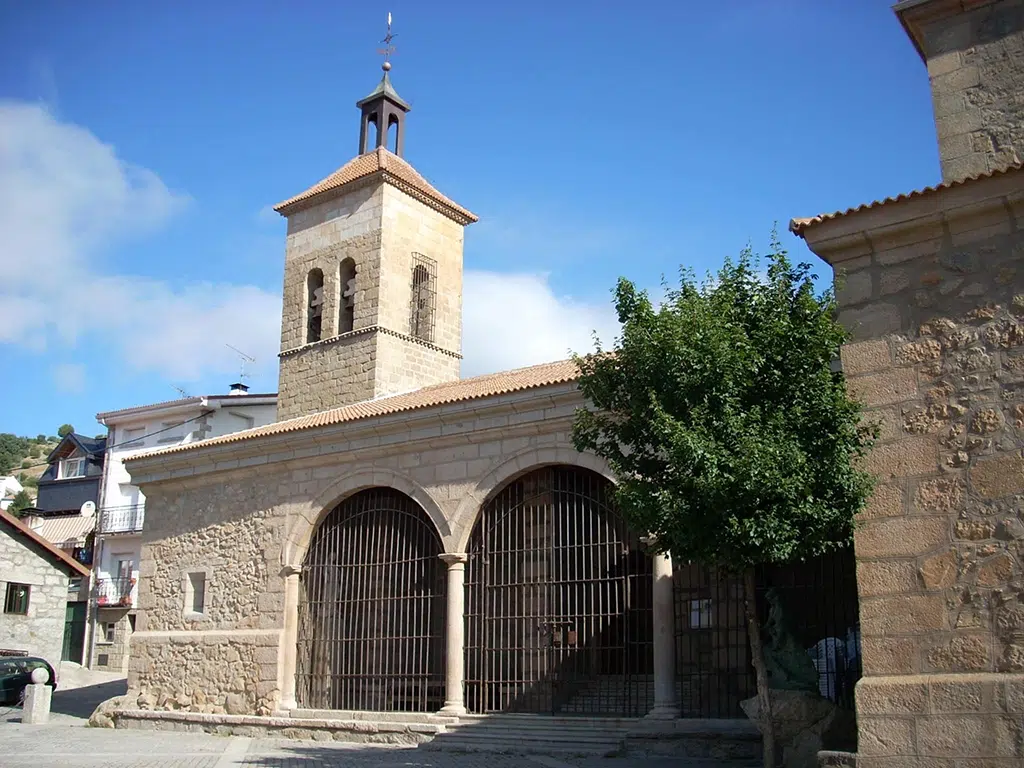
[644,704,680,720]
[438,702,467,716]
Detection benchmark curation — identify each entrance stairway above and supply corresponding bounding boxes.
[421,714,634,756]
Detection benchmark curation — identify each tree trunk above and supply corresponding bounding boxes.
[743,566,776,768]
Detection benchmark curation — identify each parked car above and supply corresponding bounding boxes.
[0,656,57,705]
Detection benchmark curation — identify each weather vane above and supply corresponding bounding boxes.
[377,12,396,71]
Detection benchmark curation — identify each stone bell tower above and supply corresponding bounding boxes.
[272,40,477,422]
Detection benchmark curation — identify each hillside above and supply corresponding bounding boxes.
[1,433,64,502]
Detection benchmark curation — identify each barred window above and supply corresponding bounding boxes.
[409,253,436,343]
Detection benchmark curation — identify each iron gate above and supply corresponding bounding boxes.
[296,488,446,712]
[464,466,653,716]
[673,546,861,718]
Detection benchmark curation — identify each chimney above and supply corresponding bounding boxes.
[228,382,250,396]
[895,0,1024,183]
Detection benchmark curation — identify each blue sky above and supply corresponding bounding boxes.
[0,1,938,438]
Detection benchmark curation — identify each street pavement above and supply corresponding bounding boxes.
[0,673,749,767]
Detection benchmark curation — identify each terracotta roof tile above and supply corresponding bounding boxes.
[789,163,1024,236]
[131,358,581,460]
[273,147,478,224]
[0,510,91,577]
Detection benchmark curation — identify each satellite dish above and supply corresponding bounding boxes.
[80,501,96,517]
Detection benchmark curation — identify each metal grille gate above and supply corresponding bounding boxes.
[296,488,445,712]
[465,466,653,716]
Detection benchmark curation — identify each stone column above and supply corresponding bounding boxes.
[647,551,679,719]
[439,553,468,715]
[277,565,302,713]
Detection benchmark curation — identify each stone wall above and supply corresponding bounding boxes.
[374,330,460,398]
[277,331,379,421]
[798,171,1024,765]
[900,0,1024,182]
[92,607,134,673]
[0,529,71,671]
[125,383,591,716]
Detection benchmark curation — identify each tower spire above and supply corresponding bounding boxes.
[357,12,409,156]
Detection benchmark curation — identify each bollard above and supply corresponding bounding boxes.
[21,667,52,725]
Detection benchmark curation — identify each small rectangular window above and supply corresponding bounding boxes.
[59,457,86,479]
[104,622,117,643]
[689,598,713,629]
[4,583,30,614]
[157,422,185,445]
[188,571,206,615]
[122,427,145,447]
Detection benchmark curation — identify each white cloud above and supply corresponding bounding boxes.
[0,101,281,384]
[52,363,86,394]
[461,271,619,376]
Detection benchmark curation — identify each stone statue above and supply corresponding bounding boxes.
[762,588,820,693]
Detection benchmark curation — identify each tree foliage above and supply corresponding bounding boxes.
[572,241,876,567]
[57,424,75,438]
[8,489,34,516]
[0,434,30,476]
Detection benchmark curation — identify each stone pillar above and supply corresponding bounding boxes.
[793,169,1024,765]
[439,553,468,715]
[647,551,679,719]
[277,565,302,713]
[21,668,52,725]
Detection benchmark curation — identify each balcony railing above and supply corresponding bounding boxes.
[93,577,137,608]
[100,504,145,534]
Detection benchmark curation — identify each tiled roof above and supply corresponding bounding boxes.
[789,163,1024,236]
[0,510,91,577]
[273,146,478,224]
[97,392,277,422]
[130,358,582,460]
[34,514,95,549]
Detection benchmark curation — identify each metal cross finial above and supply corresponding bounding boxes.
[377,12,396,71]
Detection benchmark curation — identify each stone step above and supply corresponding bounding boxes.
[423,714,634,756]
[289,708,458,725]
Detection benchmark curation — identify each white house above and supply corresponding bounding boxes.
[0,476,24,510]
[88,384,277,671]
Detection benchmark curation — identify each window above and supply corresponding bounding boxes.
[68,577,83,594]
[4,583,30,614]
[58,457,86,479]
[157,421,184,445]
[338,258,357,334]
[187,571,206,615]
[121,427,145,447]
[409,253,436,343]
[689,598,713,629]
[104,622,117,643]
[306,268,325,343]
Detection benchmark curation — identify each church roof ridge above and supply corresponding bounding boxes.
[273,146,478,224]
[127,358,581,461]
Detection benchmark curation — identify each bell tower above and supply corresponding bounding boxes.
[273,21,477,422]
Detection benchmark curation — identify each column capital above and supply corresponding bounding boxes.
[280,564,302,578]
[439,552,468,566]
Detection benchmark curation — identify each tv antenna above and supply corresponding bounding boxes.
[171,385,191,399]
[226,344,256,381]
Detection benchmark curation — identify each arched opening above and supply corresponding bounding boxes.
[387,114,399,154]
[338,258,356,334]
[306,268,324,344]
[409,254,436,342]
[295,488,445,712]
[464,466,653,716]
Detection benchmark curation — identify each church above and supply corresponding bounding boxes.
[120,53,858,728]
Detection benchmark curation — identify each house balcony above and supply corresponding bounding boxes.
[100,504,145,534]
[93,577,137,609]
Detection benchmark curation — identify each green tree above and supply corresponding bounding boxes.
[0,433,30,475]
[8,489,34,516]
[34,434,46,444]
[57,424,75,438]
[571,240,876,767]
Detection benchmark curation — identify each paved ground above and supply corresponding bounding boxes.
[0,672,748,767]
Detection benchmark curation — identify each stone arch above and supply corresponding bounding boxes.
[282,466,451,570]
[451,446,615,553]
